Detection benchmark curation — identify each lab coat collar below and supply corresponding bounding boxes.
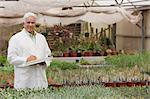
[22,28,37,37]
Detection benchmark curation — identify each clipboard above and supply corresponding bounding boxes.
[19,57,52,67]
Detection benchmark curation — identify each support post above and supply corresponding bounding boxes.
[141,12,145,52]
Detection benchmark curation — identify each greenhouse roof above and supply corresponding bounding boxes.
[0,0,149,26]
[1,0,149,9]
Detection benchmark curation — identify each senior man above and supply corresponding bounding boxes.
[7,12,52,90]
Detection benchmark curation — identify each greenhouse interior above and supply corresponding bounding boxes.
[0,0,150,98]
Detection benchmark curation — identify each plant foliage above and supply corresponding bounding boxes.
[50,60,79,70]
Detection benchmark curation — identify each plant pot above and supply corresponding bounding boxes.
[104,82,116,87]
[63,52,69,57]
[70,52,77,57]
[6,79,14,88]
[116,82,127,87]
[83,51,93,56]
[136,82,147,87]
[9,84,14,88]
[49,83,63,88]
[0,83,12,89]
[127,82,137,87]
[0,84,5,89]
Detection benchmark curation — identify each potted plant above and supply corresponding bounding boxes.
[52,51,63,57]
[104,82,116,87]
[116,82,127,87]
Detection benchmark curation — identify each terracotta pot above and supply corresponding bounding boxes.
[104,82,116,87]
[116,82,127,87]
[6,80,14,88]
[9,84,14,88]
[48,77,55,85]
[83,51,93,56]
[136,82,147,86]
[0,84,12,89]
[49,84,63,88]
[70,52,77,57]
[127,82,137,87]
[0,84,5,89]
[63,52,69,57]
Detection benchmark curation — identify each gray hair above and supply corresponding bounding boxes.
[23,12,37,22]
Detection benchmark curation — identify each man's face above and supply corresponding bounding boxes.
[23,16,36,33]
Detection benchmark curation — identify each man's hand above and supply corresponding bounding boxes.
[27,55,37,62]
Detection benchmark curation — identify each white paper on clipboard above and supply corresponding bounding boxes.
[19,57,52,67]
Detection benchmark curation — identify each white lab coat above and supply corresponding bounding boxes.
[7,28,51,89]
